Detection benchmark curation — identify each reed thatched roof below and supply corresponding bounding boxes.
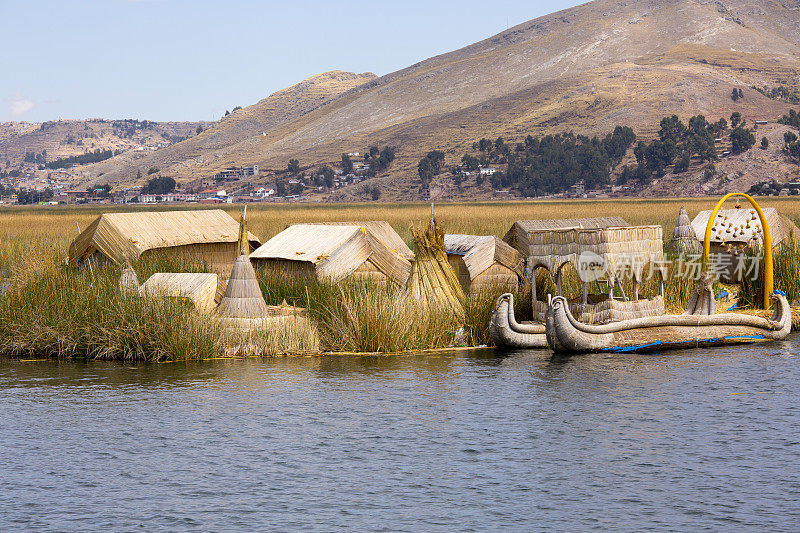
[250,223,413,285]
[307,221,414,261]
[526,225,664,281]
[68,210,261,266]
[215,255,269,318]
[669,206,701,254]
[503,217,629,256]
[139,272,226,314]
[444,234,523,281]
[691,207,799,247]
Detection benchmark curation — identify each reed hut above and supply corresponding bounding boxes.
[503,217,629,257]
[691,207,800,282]
[444,234,523,293]
[504,218,665,324]
[68,210,261,272]
[139,272,227,314]
[249,223,413,285]
[669,206,701,255]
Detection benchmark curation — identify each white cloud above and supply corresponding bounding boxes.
[5,94,35,119]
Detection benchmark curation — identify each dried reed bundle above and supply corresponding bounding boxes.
[407,219,466,319]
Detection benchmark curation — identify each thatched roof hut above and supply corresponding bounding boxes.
[503,218,665,324]
[68,210,261,272]
[691,207,799,248]
[250,223,413,285]
[690,207,800,282]
[669,206,701,255]
[444,234,523,293]
[503,217,629,257]
[139,272,227,314]
[307,221,414,260]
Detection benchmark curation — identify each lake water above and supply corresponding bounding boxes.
[2,337,800,531]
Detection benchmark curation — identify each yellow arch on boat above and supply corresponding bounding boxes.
[702,193,773,309]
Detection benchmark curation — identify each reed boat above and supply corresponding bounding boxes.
[489,293,547,349]
[544,291,792,354]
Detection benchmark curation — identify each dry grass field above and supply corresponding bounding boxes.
[3,198,799,254]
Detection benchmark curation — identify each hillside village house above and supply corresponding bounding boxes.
[139,192,198,203]
[213,165,258,181]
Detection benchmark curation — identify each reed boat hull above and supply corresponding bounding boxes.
[545,292,792,354]
[489,293,548,349]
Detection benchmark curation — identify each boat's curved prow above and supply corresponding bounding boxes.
[546,291,792,353]
[489,293,548,349]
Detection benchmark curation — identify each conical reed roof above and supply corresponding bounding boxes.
[215,254,269,318]
[215,206,269,318]
[670,206,701,254]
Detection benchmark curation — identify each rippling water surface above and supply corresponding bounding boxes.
[2,338,800,531]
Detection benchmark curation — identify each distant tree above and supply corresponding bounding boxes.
[320,165,335,188]
[417,157,434,187]
[730,112,742,129]
[778,109,800,129]
[426,150,445,173]
[367,146,380,160]
[224,110,230,117]
[731,87,740,101]
[147,167,159,175]
[45,149,118,169]
[478,138,492,152]
[784,131,798,146]
[659,115,686,144]
[276,181,286,197]
[136,169,142,180]
[288,159,300,174]
[730,127,756,154]
[232,106,242,112]
[761,137,769,149]
[674,151,691,173]
[341,153,353,174]
[141,176,176,195]
[788,141,800,162]
[461,154,480,170]
[196,125,203,135]
[369,184,381,201]
[601,125,636,166]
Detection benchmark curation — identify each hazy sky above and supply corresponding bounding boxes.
[1,0,585,123]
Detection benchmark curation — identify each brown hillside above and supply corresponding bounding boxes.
[84,0,800,197]
[0,119,207,168]
[80,70,376,184]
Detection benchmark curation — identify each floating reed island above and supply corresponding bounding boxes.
[1,198,799,360]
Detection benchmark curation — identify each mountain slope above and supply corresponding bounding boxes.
[80,70,376,184]
[0,119,207,169]
[86,0,800,195]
